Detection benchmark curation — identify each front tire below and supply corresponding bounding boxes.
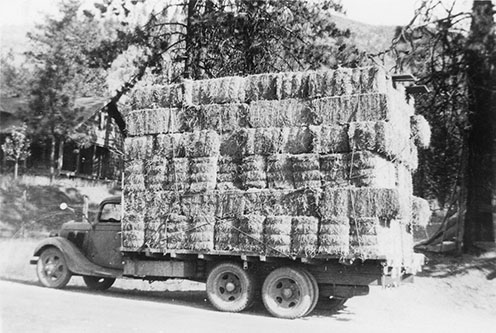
[83,276,116,290]
[206,262,256,313]
[36,247,72,289]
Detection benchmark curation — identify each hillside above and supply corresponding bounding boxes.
[331,14,398,55]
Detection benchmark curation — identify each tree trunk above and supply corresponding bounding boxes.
[14,159,18,180]
[57,138,64,174]
[463,0,496,250]
[50,135,56,182]
[183,0,198,79]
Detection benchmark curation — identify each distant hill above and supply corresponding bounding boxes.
[331,14,399,55]
[0,15,398,64]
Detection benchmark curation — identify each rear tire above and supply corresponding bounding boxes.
[83,276,116,290]
[298,268,319,316]
[262,267,314,319]
[206,262,256,313]
[36,247,72,289]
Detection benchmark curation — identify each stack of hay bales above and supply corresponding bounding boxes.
[122,66,431,265]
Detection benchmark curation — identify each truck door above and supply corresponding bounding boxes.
[87,201,123,270]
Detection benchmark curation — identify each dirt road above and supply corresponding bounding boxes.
[1,277,494,333]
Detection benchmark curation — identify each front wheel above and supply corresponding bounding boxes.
[36,247,72,289]
[83,276,116,290]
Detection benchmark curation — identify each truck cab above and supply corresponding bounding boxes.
[31,196,123,290]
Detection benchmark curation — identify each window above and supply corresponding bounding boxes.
[99,203,121,223]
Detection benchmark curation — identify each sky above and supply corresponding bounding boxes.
[0,0,447,28]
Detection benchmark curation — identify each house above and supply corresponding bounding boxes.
[0,95,123,180]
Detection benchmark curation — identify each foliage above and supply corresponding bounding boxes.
[391,1,473,208]
[1,124,31,163]
[92,0,370,90]
[25,0,117,143]
[0,51,29,97]
[392,0,496,247]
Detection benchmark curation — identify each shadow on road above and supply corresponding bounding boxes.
[416,251,496,280]
[1,277,353,319]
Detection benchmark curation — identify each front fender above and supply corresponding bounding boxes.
[32,237,122,278]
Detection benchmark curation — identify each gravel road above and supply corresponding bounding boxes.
[1,276,494,333]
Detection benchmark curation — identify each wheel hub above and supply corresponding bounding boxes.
[282,288,293,298]
[225,282,236,292]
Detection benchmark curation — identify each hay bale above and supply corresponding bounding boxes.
[310,125,349,154]
[214,218,239,251]
[246,99,308,128]
[177,104,247,133]
[243,128,286,156]
[125,136,154,160]
[410,115,431,148]
[216,190,245,218]
[184,130,220,158]
[123,160,145,193]
[349,188,402,219]
[238,214,265,253]
[320,187,350,218]
[320,154,349,187]
[190,157,218,193]
[318,216,350,255]
[241,155,267,189]
[291,216,319,256]
[165,158,190,191]
[359,66,388,94]
[284,127,314,154]
[276,71,308,99]
[127,83,183,110]
[156,133,185,158]
[412,196,431,227]
[126,110,145,137]
[347,152,397,188]
[220,130,246,158]
[121,213,145,250]
[142,108,172,135]
[242,189,320,217]
[181,192,218,217]
[307,69,335,98]
[144,156,168,192]
[165,213,189,249]
[309,94,389,126]
[348,121,416,169]
[245,73,279,101]
[186,215,215,251]
[291,154,321,189]
[185,76,246,105]
[264,216,292,256]
[217,156,241,190]
[349,217,381,258]
[145,191,181,218]
[266,154,294,189]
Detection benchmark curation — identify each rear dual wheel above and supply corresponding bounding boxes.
[261,267,319,319]
[206,262,256,313]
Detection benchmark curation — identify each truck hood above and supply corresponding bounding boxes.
[61,221,92,232]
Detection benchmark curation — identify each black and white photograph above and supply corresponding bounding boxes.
[0,0,495,332]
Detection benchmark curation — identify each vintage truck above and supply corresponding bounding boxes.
[30,195,422,319]
[31,67,428,319]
